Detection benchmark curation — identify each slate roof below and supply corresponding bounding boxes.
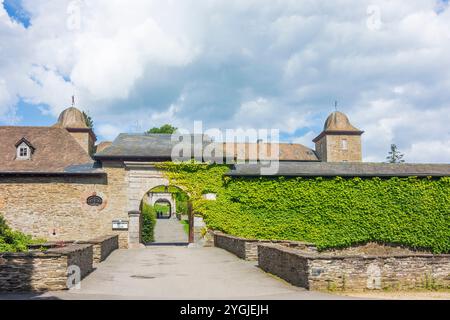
[0,126,102,175]
[95,141,112,153]
[227,162,450,177]
[221,143,318,161]
[94,133,211,161]
[94,134,319,162]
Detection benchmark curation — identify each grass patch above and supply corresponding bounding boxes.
[180,219,190,235]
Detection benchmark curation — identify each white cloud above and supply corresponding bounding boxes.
[0,0,449,163]
[407,140,450,163]
[96,123,124,141]
[0,77,20,123]
[231,97,311,134]
[71,14,197,100]
[292,131,317,149]
[352,99,450,162]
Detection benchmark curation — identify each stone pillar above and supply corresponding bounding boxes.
[128,211,143,248]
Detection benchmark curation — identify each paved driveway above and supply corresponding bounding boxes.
[1,246,347,300]
[152,217,188,244]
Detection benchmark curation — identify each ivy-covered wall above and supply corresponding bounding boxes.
[156,162,450,253]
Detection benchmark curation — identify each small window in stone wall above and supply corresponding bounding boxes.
[87,195,103,207]
[341,139,348,150]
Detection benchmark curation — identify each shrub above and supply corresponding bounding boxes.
[0,215,45,252]
[174,191,189,215]
[156,162,450,253]
[141,202,157,243]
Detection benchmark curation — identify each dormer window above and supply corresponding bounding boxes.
[19,145,29,157]
[15,138,35,160]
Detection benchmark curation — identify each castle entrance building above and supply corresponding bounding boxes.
[1,105,448,249]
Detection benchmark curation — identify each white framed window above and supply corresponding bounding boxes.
[19,147,28,157]
[341,139,348,150]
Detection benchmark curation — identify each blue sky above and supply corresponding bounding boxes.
[2,0,30,27]
[0,0,450,162]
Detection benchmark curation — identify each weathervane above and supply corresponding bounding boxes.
[334,100,338,111]
[72,95,75,107]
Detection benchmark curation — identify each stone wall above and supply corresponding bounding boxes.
[0,244,93,292]
[213,232,317,261]
[0,164,130,248]
[0,161,182,249]
[258,244,450,291]
[78,235,119,263]
[315,134,362,162]
[124,162,170,212]
[325,134,362,162]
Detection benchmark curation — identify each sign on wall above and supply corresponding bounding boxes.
[112,220,129,230]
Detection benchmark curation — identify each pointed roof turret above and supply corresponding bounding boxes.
[313,111,364,143]
[53,107,88,129]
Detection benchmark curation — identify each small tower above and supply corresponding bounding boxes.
[53,106,97,156]
[313,111,364,162]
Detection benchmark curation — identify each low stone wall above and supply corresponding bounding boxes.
[213,231,317,261]
[0,244,93,292]
[78,235,119,263]
[258,244,450,291]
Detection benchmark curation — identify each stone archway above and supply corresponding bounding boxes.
[153,198,173,219]
[148,192,176,216]
[144,187,190,245]
[125,162,171,248]
[124,162,193,247]
[125,162,171,213]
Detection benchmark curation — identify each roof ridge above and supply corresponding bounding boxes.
[0,125,59,129]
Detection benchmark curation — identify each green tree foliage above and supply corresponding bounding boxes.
[147,124,177,134]
[386,144,405,163]
[82,111,94,129]
[0,215,44,252]
[156,162,450,253]
[155,203,170,214]
[141,203,157,243]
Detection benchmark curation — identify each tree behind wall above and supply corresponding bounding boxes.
[147,124,177,134]
[82,111,94,129]
[386,144,405,163]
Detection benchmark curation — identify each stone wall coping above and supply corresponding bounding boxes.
[1,244,92,258]
[212,231,315,247]
[258,243,450,260]
[76,234,118,245]
[46,243,92,255]
[27,241,75,250]
[26,235,118,249]
[0,251,63,258]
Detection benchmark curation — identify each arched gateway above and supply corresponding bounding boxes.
[148,192,176,217]
[122,162,193,247]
